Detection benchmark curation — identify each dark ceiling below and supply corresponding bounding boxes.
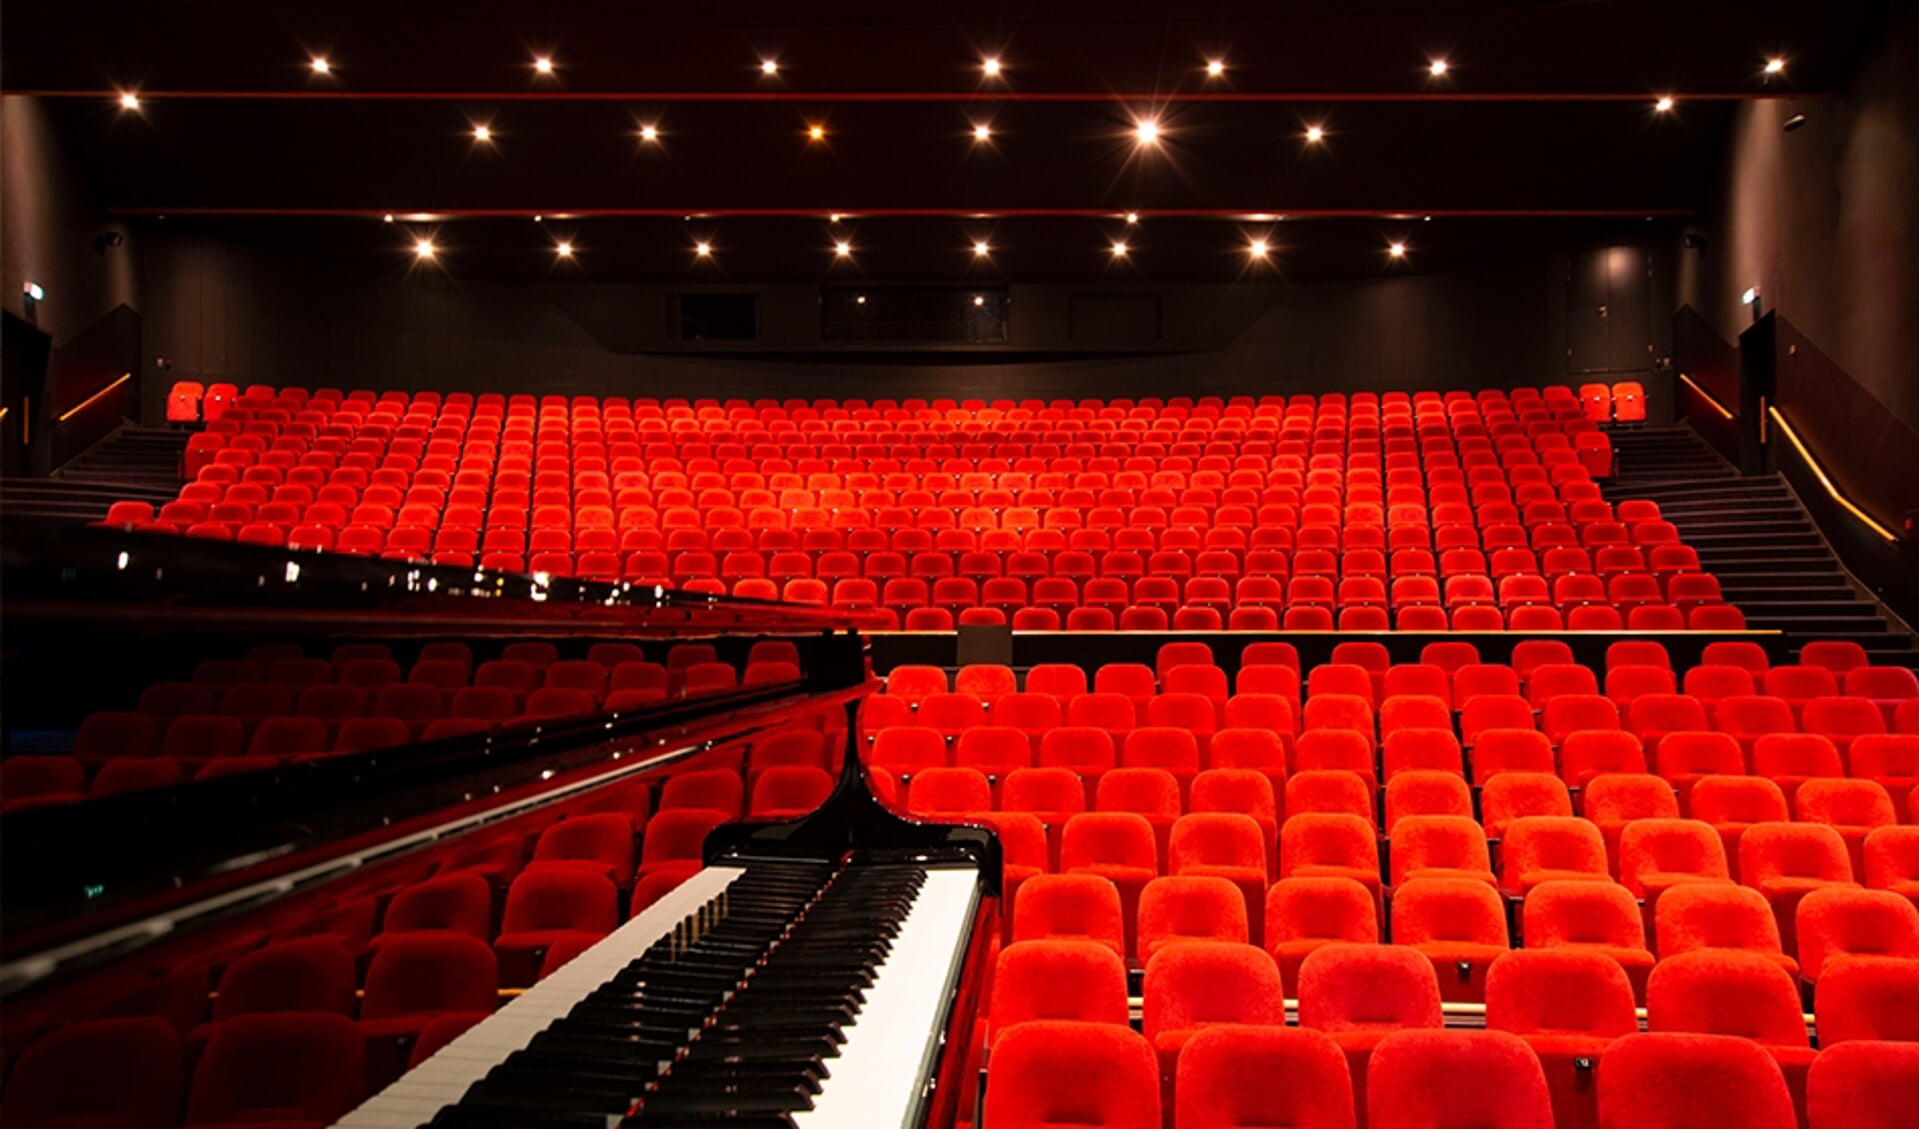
[4,0,1889,282]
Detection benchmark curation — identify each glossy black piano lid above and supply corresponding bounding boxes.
[0,514,873,979]
[705,699,1003,897]
[1,516,859,636]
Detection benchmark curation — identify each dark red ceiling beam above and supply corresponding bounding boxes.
[106,207,1695,218]
[13,88,1803,103]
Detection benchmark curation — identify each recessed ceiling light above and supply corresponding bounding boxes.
[533,56,554,75]
[1388,242,1408,258]
[472,124,493,142]
[982,56,1002,77]
[414,239,435,258]
[639,124,659,142]
[1655,95,1676,113]
[973,240,991,256]
[834,241,852,257]
[829,214,843,223]
[1249,239,1270,257]
[1134,118,1161,145]
[1206,59,1226,77]
[555,241,573,258]
[855,295,866,304]
[309,57,331,74]
[382,213,394,223]
[1428,58,1449,76]
[118,92,141,110]
[1125,212,1140,224]
[973,295,986,306]
[1111,240,1129,257]
[761,58,780,75]
[1764,57,1786,75]
[807,124,826,141]
[694,242,712,257]
[973,123,992,141]
[1305,125,1326,143]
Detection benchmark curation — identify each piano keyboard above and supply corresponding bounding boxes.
[787,867,980,1128]
[334,860,980,1129]
[336,865,750,1129]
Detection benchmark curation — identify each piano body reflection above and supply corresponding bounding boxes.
[0,520,1001,1129]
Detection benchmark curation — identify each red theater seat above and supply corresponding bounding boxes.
[184,1013,365,1129]
[1365,1029,1555,1129]
[983,1021,1161,1129]
[1597,1033,1796,1129]
[986,940,1129,1046]
[0,1018,185,1129]
[1176,1026,1356,1129]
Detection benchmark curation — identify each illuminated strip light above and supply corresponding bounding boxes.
[57,372,132,422]
[1677,371,1733,420]
[1766,405,1898,544]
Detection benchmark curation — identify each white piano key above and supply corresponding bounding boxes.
[333,865,744,1129]
[788,866,981,1129]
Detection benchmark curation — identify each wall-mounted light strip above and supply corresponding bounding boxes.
[1677,371,1733,420]
[57,372,132,423]
[1766,405,1898,544]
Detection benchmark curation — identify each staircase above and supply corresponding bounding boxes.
[0,427,185,522]
[1603,426,1918,665]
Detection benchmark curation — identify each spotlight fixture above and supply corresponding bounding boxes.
[382,213,395,223]
[1134,118,1161,145]
[973,240,991,256]
[855,295,866,304]
[694,242,713,257]
[1249,239,1270,258]
[117,91,141,110]
[533,56,554,74]
[1741,286,1759,305]
[829,214,843,223]
[1783,113,1808,132]
[1304,124,1326,143]
[555,241,574,258]
[639,124,659,142]
[309,56,331,74]
[982,56,1002,77]
[973,123,992,141]
[23,282,45,301]
[1388,242,1408,259]
[973,295,986,307]
[1654,95,1676,113]
[414,239,436,258]
[760,58,780,75]
[1124,212,1140,225]
[1764,57,1786,75]
[1428,58,1449,76]
[472,124,493,142]
[1205,59,1226,77]
[1111,240,1129,257]
[807,124,826,141]
[834,241,852,257]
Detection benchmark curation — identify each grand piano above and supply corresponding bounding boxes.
[0,520,1001,1129]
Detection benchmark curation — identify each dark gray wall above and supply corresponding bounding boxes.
[136,228,1669,414]
[1676,12,1919,431]
[0,98,138,353]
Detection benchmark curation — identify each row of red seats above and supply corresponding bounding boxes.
[985,983,1912,1129]
[1581,379,1650,422]
[130,383,1647,614]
